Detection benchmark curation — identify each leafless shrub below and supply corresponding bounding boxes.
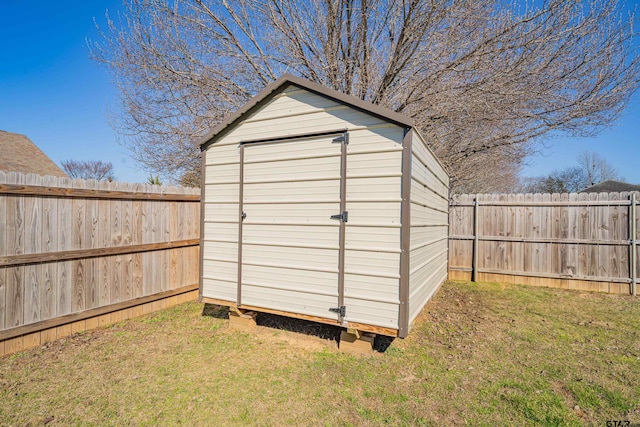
[61,159,115,181]
[519,150,620,192]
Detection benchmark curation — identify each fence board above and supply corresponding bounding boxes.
[449,191,639,295]
[132,183,144,298]
[0,172,6,330]
[41,175,58,320]
[24,174,41,324]
[57,176,72,316]
[111,185,123,303]
[6,173,25,327]
[98,179,111,306]
[85,179,99,309]
[0,172,200,338]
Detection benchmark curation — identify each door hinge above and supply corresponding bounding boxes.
[330,211,348,222]
[332,134,349,145]
[329,306,346,317]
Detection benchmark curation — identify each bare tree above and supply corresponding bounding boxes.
[519,166,585,193]
[577,151,619,186]
[90,0,640,190]
[61,160,115,181]
[519,150,621,193]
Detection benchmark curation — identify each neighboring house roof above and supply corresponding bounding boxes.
[200,73,414,149]
[0,130,68,177]
[580,180,640,193]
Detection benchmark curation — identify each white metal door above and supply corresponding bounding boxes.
[239,133,346,321]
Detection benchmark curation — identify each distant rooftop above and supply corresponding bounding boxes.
[0,130,68,177]
[580,180,640,193]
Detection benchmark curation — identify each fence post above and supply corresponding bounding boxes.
[473,197,479,282]
[631,193,637,297]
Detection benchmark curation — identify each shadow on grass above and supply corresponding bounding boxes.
[256,312,342,343]
[201,303,395,353]
[373,335,395,353]
[202,303,229,319]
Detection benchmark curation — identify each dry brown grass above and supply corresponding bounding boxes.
[1,281,639,426]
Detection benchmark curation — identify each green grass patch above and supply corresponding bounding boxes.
[1,281,638,426]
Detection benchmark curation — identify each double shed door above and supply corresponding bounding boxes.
[239,132,347,321]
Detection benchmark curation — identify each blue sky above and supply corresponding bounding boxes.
[1,1,639,185]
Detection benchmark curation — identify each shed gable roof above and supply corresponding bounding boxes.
[0,130,68,177]
[200,74,413,149]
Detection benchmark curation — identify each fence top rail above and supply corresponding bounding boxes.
[450,191,640,207]
[450,200,631,207]
[0,183,200,201]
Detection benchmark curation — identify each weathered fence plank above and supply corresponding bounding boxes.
[449,191,640,295]
[0,171,6,330]
[0,172,200,342]
[6,172,25,327]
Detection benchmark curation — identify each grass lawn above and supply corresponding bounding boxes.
[1,281,639,426]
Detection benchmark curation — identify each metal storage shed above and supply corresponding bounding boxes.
[199,74,449,338]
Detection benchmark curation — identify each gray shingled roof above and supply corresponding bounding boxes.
[0,130,68,177]
[580,180,640,193]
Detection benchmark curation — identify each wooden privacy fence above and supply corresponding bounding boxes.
[449,192,638,295]
[0,172,200,356]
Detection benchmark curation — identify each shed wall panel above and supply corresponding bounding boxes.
[242,285,338,320]
[216,111,388,146]
[346,126,404,153]
[242,244,339,272]
[203,221,238,242]
[204,184,239,203]
[408,131,449,330]
[412,133,449,185]
[201,142,239,303]
[203,260,237,283]
[202,278,236,302]
[411,180,449,212]
[202,240,237,262]
[346,202,402,227]
[202,85,408,331]
[204,203,238,223]
[344,226,400,250]
[204,163,240,184]
[242,203,340,225]
[240,135,341,318]
[214,87,391,146]
[246,88,343,122]
[344,297,399,328]
[242,224,338,246]
[204,144,240,166]
[409,252,448,323]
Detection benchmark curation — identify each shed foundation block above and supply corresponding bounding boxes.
[228,310,257,332]
[339,330,375,355]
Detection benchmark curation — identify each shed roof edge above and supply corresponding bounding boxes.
[200,74,414,150]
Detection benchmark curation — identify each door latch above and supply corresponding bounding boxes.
[330,211,348,222]
[329,306,346,317]
[241,211,246,221]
